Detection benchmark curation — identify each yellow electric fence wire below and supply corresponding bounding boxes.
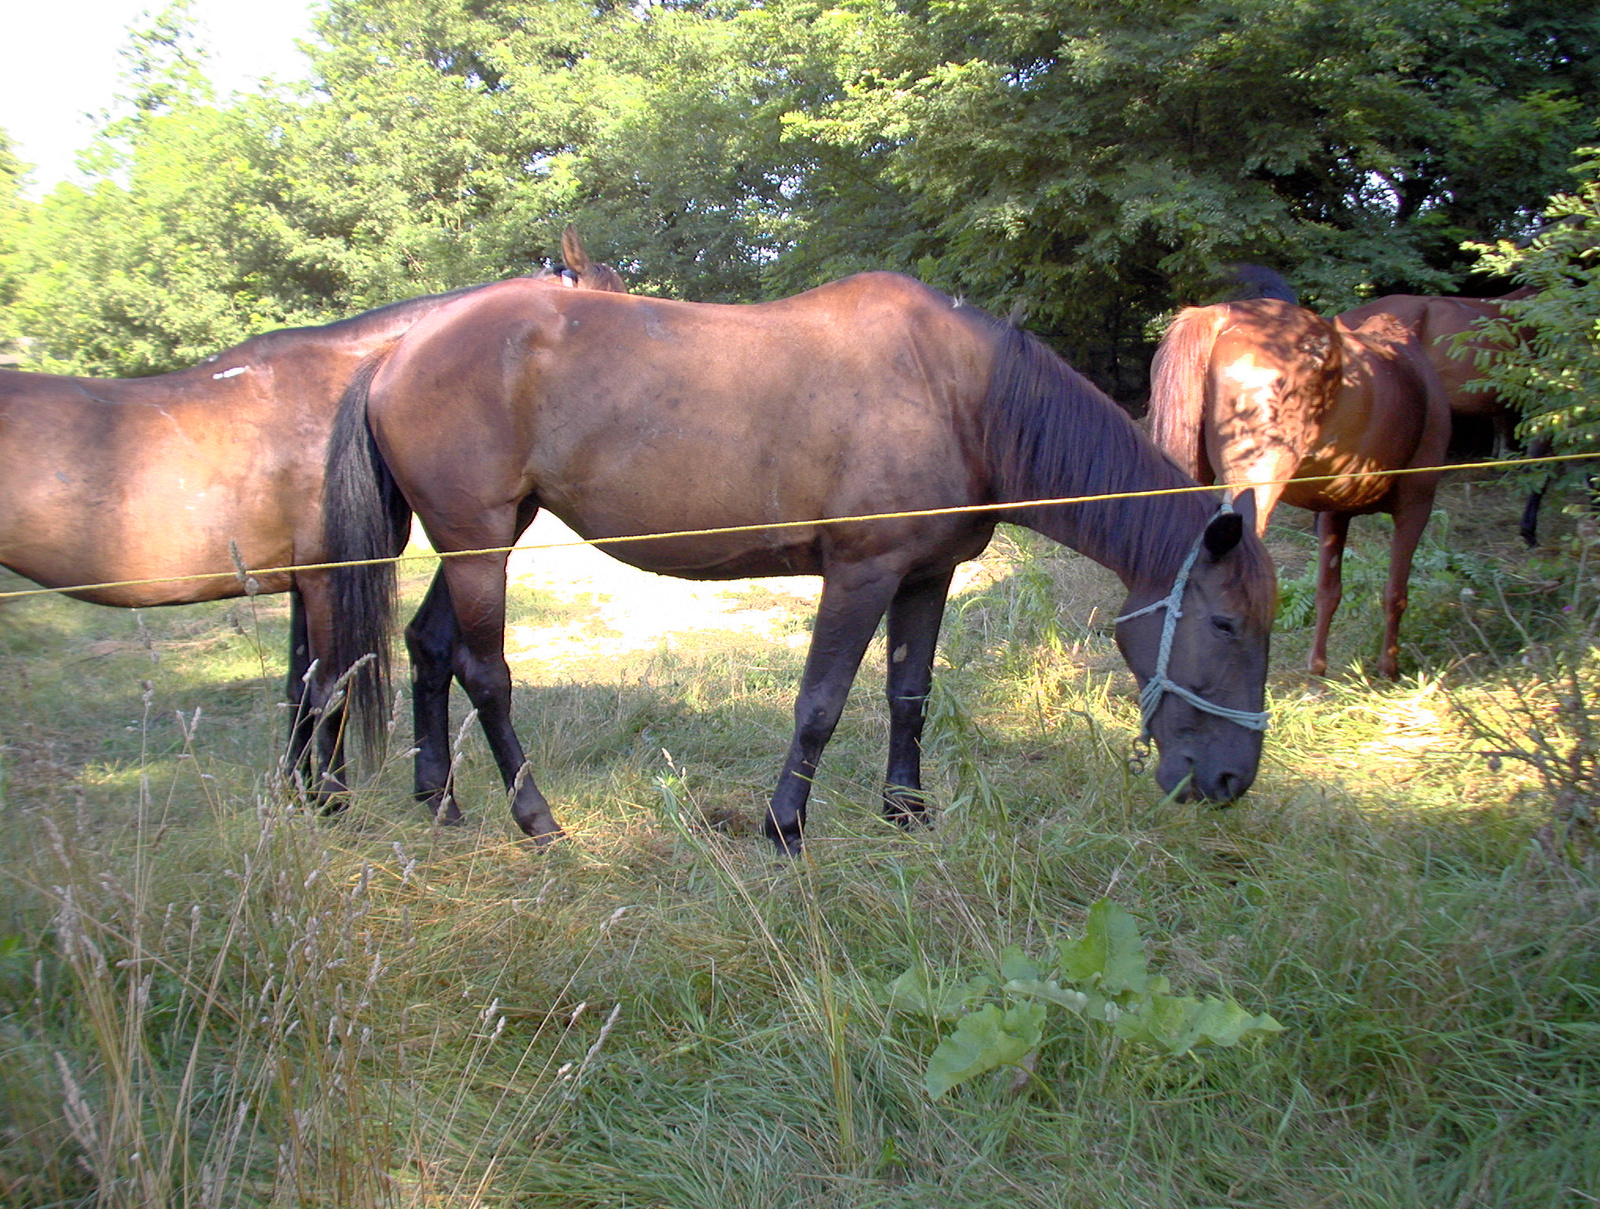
[0,451,1592,603]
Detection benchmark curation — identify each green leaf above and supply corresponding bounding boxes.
[999,945,1040,982]
[924,1002,1047,1098]
[1114,994,1286,1056]
[1002,978,1091,1014]
[884,965,934,1015]
[884,966,992,1021]
[1057,899,1149,994]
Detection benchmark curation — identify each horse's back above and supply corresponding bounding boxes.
[364,273,1002,579]
[1278,317,1448,513]
[1337,294,1517,415]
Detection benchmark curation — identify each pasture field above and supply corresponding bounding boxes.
[0,474,1596,1208]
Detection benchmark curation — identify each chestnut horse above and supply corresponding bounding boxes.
[321,272,1276,851]
[0,227,623,793]
[1148,296,1451,679]
[1337,289,1570,544]
[1339,289,1533,436]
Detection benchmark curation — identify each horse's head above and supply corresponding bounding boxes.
[1114,492,1274,803]
[536,224,630,294]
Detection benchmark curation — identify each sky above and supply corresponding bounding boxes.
[1,1,319,198]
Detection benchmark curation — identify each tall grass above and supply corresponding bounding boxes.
[1,477,1597,1207]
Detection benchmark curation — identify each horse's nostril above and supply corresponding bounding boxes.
[1206,770,1245,803]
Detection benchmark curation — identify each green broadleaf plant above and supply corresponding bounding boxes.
[890,899,1284,1097]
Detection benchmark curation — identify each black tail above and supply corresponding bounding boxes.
[322,345,411,754]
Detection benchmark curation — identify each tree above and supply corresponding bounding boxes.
[0,131,33,354]
[1467,144,1600,458]
[743,0,1598,394]
[5,0,1594,389]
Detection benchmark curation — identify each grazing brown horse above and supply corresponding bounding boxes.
[0,226,623,792]
[322,272,1276,851]
[1149,296,1452,679]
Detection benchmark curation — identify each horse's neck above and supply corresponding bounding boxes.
[985,323,1211,590]
[1014,460,1212,591]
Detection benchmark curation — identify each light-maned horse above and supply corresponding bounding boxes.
[321,272,1277,851]
[1148,295,1451,679]
[0,227,623,792]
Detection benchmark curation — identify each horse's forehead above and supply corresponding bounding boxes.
[1192,549,1276,625]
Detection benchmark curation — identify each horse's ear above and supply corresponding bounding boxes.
[1203,507,1245,560]
[1231,488,1258,534]
[561,224,592,273]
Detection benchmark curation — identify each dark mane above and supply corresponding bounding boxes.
[980,317,1223,588]
[1228,264,1299,305]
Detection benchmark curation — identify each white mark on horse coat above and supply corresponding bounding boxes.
[212,365,248,380]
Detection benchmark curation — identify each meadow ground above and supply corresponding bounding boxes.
[0,473,1596,1207]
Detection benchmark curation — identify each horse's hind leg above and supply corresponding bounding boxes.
[441,544,562,842]
[1309,511,1350,677]
[285,590,316,782]
[1378,477,1440,680]
[767,567,903,853]
[882,568,954,828]
[405,569,465,823]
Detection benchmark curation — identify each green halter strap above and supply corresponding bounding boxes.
[1115,498,1271,757]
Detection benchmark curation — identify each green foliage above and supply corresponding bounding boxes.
[764,0,1600,390]
[0,129,32,354]
[1467,143,1600,456]
[1450,528,1600,857]
[887,899,1284,1097]
[5,0,1597,387]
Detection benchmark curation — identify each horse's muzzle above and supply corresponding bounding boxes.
[1157,753,1256,804]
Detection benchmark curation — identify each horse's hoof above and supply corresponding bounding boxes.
[515,812,565,845]
[763,826,804,857]
[425,796,466,826]
[882,788,931,829]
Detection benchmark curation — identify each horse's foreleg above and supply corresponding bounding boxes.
[882,568,954,828]
[405,570,463,823]
[1379,483,1439,680]
[767,569,901,854]
[293,574,353,805]
[1310,511,1351,677]
[443,548,561,842]
[285,590,315,781]
[1521,436,1556,547]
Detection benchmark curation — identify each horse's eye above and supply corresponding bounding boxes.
[1211,615,1238,638]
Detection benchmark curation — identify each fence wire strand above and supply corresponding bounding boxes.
[0,452,1592,603]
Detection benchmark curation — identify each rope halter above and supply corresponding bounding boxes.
[1114,497,1271,769]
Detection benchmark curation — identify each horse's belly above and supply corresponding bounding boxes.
[1,481,299,605]
[1283,460,1394,513]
